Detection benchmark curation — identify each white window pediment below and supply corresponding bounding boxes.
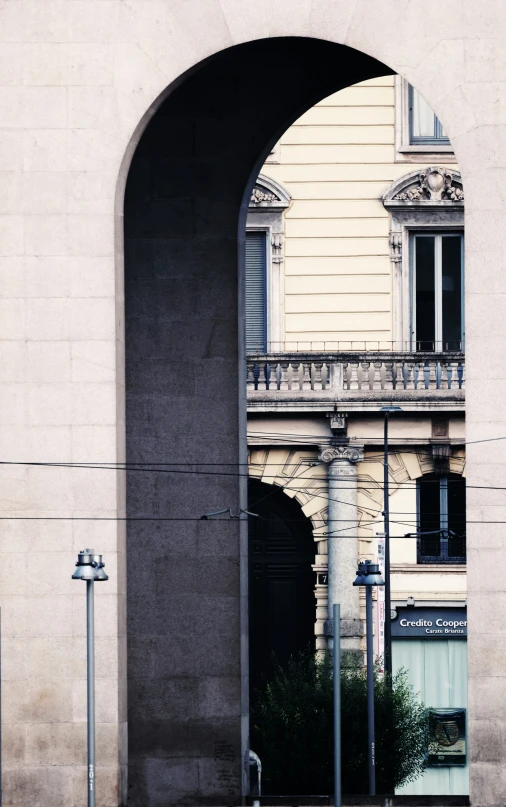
[249,174,291,209]
[383,167,464,210]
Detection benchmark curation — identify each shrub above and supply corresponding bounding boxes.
[251,651,428,794]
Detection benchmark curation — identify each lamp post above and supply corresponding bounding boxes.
[72,549,109,807]
[353,560,385,796]
[379,405,402,682]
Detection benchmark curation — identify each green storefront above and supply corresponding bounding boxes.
[392,606,468,796]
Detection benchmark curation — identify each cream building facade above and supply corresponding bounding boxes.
[0,3,504,806]
[246,77,467,795]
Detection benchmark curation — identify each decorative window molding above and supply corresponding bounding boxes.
[394,77,456,163]
[382,169,464,349]
[247,174,291,351]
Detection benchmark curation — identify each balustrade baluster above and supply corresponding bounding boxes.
[279,362,289,390]
[360,361,370,391]
[313,362,323,391]
[457,362,464,389]
[296,362,304,390]
[403,362,413,390]
[439,362,448,390]
[429,361,438,389]
[392,361,402,389]
[287,363,295,390]
[302,361,311,390]
[342,362,349,390]
[246,362,254,390]
[373,361,383,390]
[385,361,394,390]
[447,363,454,390]
[253,363,260,390]
[414,363,421,390]
[421,362,429,389]
[264,362,271,391]
[349,362,359,390]
[321,363,328,390]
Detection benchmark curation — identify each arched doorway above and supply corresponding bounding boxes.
[248,479,316,700]
[123,37,392,805]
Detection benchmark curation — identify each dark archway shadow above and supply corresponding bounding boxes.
[248,479,316,701]
[123,37,392,806]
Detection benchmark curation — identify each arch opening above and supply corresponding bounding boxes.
[247,478,316,700]
[123,36,394,806]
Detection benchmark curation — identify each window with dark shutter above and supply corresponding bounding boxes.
[417,473,466,564]
[245,231,267,353]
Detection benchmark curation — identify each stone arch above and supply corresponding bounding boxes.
[122,38,397,805]
[248,446,329,537]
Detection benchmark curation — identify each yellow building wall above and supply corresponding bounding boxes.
[262,76,459,349]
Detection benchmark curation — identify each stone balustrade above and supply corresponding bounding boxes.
[246,351,465,401]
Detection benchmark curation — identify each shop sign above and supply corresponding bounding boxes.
[391,607,467,638]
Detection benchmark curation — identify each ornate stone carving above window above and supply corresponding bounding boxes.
[383,167,464,209]
[251,186,278,204]
[249,174,291,209]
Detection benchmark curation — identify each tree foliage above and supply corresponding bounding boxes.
[251,651,428,794]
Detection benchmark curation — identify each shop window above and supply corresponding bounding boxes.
[418,473,466,564]
[412,233,464,352]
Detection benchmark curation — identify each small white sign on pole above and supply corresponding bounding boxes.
[376,534,385,670]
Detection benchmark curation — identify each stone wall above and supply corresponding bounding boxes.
[0,2,503,804]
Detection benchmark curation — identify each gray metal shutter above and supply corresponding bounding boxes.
[245,231,267,352]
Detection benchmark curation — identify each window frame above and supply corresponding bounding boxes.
[394,77,456,163]
[245,227,270,354]
[417,474,466,565]
[408,83,450,146]
[410,231,465,352]
[245,174,291,353]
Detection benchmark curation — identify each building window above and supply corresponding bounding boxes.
[245,174,291,353]
[409,85,449,146]
[412,233,464,351]
[394,78,455,162]
[417,473,466,564]
[245,230,268,353]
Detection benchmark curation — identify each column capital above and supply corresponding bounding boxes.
[319,444,364,465]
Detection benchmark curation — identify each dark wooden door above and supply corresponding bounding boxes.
[248,479,316,699]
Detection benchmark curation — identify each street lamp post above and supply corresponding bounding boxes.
[72,549,109,807]
[353,560,385,797]
[379,405,402,681]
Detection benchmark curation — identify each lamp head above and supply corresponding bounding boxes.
[353,559,385,587]
[72,548,109,582]
[92,553,109,582]
[72,549,96,581]
[380,406,403,414]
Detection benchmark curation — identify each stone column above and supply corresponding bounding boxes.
[319,444,364,655]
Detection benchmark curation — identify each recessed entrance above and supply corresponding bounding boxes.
[248,479,316,700]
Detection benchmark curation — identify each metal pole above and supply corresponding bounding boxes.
[383,413,392,681]
[366,586,375,796]
[87,578,96,807]
[333,603,341,807]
